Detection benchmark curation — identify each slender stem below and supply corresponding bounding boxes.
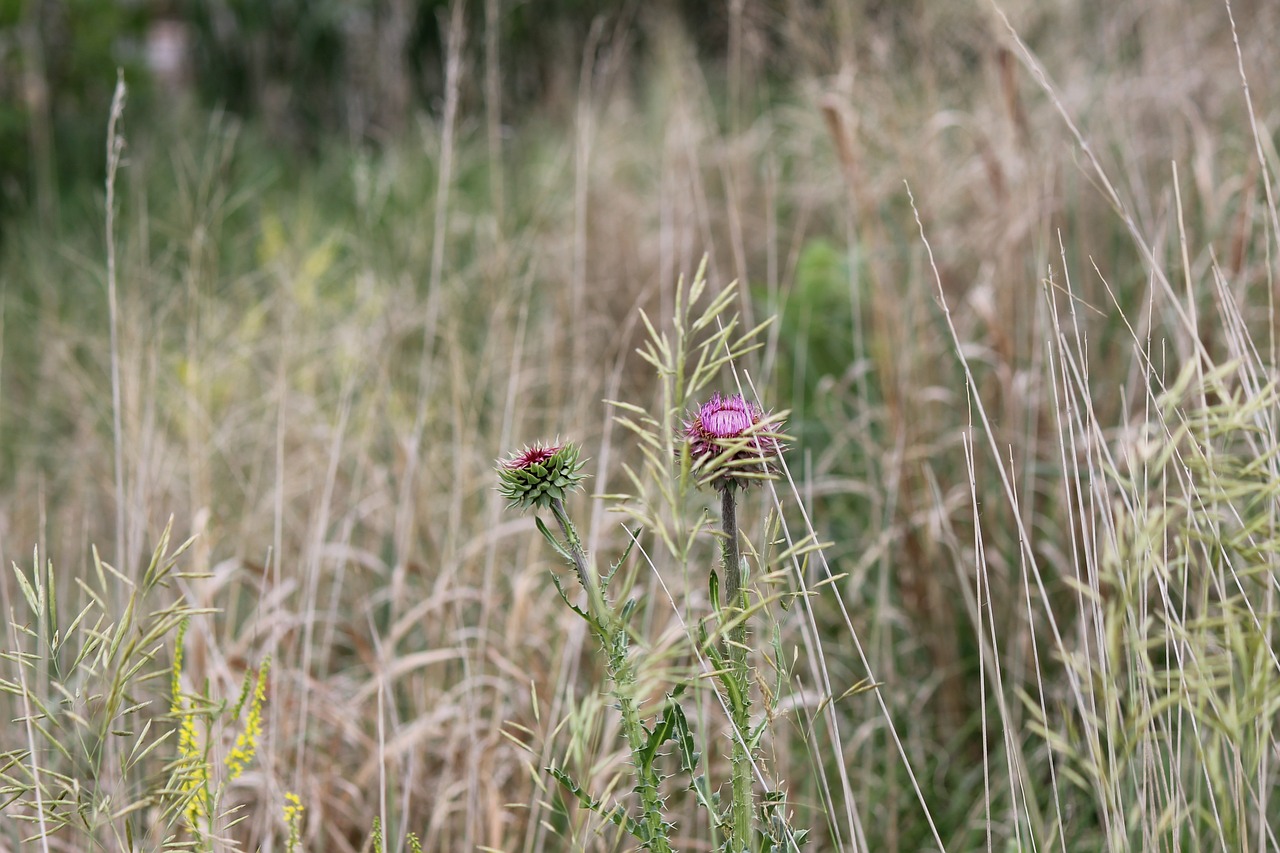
[719,482,753,850]
[550,498,607,622]
[721,484,742,609]
[548,498,672,853]
[105,73,127,575]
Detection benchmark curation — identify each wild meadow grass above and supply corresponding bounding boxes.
[2,2,1279,850]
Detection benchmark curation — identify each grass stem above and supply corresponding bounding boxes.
[105,72,127,575]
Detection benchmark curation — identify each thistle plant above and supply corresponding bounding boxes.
[498,441,681,852]
[607,262,817,851]
[682,392,787,851]
[504,264,816,851]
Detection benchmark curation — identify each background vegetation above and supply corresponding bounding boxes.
[2,0,1279,850]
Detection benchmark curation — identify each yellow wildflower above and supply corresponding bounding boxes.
[283,791,305,852]
[226,657,271,780]
[171,620,208,825]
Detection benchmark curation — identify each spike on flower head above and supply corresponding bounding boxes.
[683,392,785,488]
[496,441,588,511]
[502,444,560,470]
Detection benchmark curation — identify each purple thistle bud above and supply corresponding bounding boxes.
[682,393,785,488]
[496,441,588,511]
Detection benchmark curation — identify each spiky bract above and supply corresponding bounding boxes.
[496,441,587,510]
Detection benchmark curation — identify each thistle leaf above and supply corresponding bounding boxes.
[547,765,646,841]
[535,517,575,567]
[548,573,593,626]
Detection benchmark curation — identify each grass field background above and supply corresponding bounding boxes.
[2,1,1280,850]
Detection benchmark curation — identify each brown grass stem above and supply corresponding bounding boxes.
[105,72,127,575]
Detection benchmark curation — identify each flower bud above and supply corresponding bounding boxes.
[496,442,588,510]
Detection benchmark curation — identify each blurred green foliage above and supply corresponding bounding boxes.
[0,0,754,229]
[0,0,150,220]
[185,0,349,143]
[775,237,860,437]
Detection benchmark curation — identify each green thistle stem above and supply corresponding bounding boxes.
[719,482,753,851]
[609,650,674,853]
[548,498,672,853]
[550,498,607,623]
[721,484,743,614]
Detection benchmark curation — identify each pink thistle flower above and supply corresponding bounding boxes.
[683,393,785,488]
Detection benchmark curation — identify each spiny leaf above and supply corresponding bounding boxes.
[548,573,593,626]
[535,517,575,567]
[638,693,685,771]
[546,765,646,841]
[603,527,642,589]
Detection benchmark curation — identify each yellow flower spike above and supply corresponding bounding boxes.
[177,712,207,824]
[171,619,208,826]
[283,791,306,853]
[170,619,188,714]
[226,657,271,781]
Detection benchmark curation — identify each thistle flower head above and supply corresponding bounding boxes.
[496,441,588,511]
[683,392,785,488]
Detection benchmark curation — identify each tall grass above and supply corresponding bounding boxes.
[2,1,1279,850]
